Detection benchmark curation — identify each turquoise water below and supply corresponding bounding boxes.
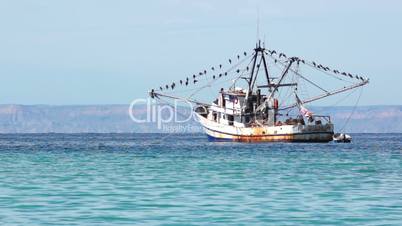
[0,133,401,225]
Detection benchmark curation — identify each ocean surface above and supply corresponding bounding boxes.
[0,133,401,225]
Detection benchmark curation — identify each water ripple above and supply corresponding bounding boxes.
[0,133,401,225]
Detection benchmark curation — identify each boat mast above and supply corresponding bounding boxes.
[254,57,295,113]
[247,41,271,95]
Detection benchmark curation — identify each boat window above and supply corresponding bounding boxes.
[228,115,234,125]
[244,116,250,124]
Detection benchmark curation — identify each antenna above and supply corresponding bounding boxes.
[256,7,260,41]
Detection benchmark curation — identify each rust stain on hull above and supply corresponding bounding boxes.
[205,127,333,143]
[231,133,333,143]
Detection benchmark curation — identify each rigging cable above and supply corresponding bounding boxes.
[144,97,198,145]
[267,54,329,93]
[338,86,363,133]
[186,53,254,99]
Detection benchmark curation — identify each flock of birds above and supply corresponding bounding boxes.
[151,49,367,94]
[266,50,367,81]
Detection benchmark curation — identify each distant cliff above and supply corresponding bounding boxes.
[0,104,401,133]
[311,106,402,133]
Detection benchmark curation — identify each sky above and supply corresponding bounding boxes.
[0,0,401,105]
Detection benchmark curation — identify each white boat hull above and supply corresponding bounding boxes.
[196,113,334,142]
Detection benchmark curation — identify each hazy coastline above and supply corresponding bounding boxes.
[1,104,401,133]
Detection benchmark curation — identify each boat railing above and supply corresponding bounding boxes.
[313,115,331,123]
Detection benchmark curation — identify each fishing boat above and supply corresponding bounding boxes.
[149,41,369,142]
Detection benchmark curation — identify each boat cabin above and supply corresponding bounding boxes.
[196,87,281,128]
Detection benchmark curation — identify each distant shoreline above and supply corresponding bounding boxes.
[0,104,401,133]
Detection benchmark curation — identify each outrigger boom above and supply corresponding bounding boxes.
[280,79,369,111]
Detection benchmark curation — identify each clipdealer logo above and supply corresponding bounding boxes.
[128,98,202,129]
